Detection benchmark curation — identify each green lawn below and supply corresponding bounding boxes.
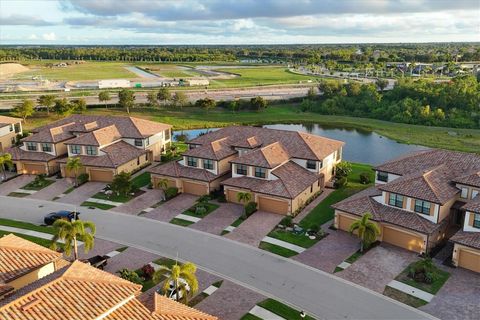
[258,242,298,258]
[140,64,201,78]
[0,218,54,234]
[257,299,316,320]
[345,251,363,264]
[267,229,319,248]
[170,218,194,226]
[299,163,374,230]
[383,287,428,308]
[213,67,315,87]
[7,192,30,198]
[131,172,151,189]
[80,201,116,210]
[182,202,219,218]
[395,262,450,294]
[22,178,55,191]
[92,191,132,203]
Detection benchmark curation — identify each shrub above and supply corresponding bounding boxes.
[335,161,352,178]
[77,173,89,186]
[334,177,347,188]
[309,224,320,233]
[359,172,371,184]
[197,195,210,204]
[281,216,293,227]
[408,258,438,284]
[32,174,47,186]
[217,194,227,203]
[140,264,155,280]
[165,187,178,200]
[244,201,257,218]
[117,269,143,284]
[195,205,207,215]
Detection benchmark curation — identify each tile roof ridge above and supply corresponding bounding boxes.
[295,131,319,160]
[0,234,62,256]
[128,116,149,138]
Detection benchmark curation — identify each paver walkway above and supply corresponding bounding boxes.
[419,267,480,320]
[57,182,106,206]
[77,238,121,260]
[387,280,434,302]
[195,280,265,320]
[294,230,359,273]
[190,202,243,235]
[262,236,306,253]
[225,211,283,247]
[293,188,335,223]
[143,193,197,222]
[104,247,160,273]
[249,305,284,320]
[27,179,72,200]
[114,189,164,214]
[0,175,35,196]
[338,244,419,293]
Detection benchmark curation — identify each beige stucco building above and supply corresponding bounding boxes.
[0,116,22,152]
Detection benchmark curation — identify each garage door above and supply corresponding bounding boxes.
[23,163,46,175]
[153,177,176,189]
[183,181,208,196]
[89,169,114,182]
[63,166,86,178]
[258,196,289,215]
[383,226,424,253]
[338,214,357,231]
[458,249,480,273]
[227,190,243,204]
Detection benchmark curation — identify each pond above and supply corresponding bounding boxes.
[173,123,428,165]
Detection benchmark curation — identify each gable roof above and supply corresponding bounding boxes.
[450,230,480,250]
[0,115,21,128]
[149,160,222,182]
[463,194,480,213]
[232,142,290,169]
[65,124,122,146]
[453,170,480,188]
[183,138,237,160]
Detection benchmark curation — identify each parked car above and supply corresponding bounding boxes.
[81,255,109,270]
[44,210,80,225]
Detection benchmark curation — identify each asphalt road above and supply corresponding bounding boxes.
[0,195,435,320]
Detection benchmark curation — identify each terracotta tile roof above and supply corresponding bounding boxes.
[183,138,237,160]
[0,115,21,127]
[57,140,147,169]
[222,161,320,199]
[450,230,480,250]
[6,146,59,162]
[23,122,77,143]
[332,187,443,234]
[149,161,222,182]
[65,124,122,146]
[232,142,290,169]
[453,170,480,188]
[378,165,459,204]
[188,126,343,161]
[463,194,480,213]
[152,294,217,320]
[0,234,63,284]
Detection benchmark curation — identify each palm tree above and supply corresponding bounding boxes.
[50,219,96,260]
[0,153,13,181]
[156,178,169,191]
[349,212,380,252]
[153,261,199,304]
[237,191,253,218]
[66,157,83,187]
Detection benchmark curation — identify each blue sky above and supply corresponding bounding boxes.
[1,0,479,44]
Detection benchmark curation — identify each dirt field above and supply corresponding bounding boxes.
[0,63,29,79]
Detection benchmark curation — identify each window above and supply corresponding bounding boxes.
[306,160,317,170]
[254,167,266,178]
[145,137,150,146]
[86,145,97,156]
[389,193,404,208]
[203,159,214,170]
[319,160,323,169]
[189,144,198,149]
[474,214,480,228]
[187,157,197,167]
[134,139,143,147]
[472,190,478,199]
[336,149,342,161]
[9,124,13,132]
[414,200,431,215]
[236,164,247,175]
[70,145,81,154]
[14,123,21,133]
[41,143,52,152]
[26,142,37,151]
[460,187,468,199]
[165,129,171,140]
[377,171,389,182]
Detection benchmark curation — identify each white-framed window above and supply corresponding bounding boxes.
[134,139,143,147]
[472,190,478,199]
[306,160,316,170]
[377,171,388,182]
[389,193,404,208]
[187,157,197,167]
[414,200,431,215]
[236,164,247,175]
[26,142,37,151]
[203,159,214,170]
[254,167,266,178]
[86,145,97,155]
[9,124,13,132]
[70,145,81,154]
[460,187,469,199]
[474,213,480,228]
[41,143,52,152]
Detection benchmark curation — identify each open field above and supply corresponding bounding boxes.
[212,67,315,87]
[139,64,201,78]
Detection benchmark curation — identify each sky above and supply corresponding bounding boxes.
[0,0,479,45]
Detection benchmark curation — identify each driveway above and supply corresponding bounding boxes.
[294,230,359,273]
[77,238,122,260]
[190,202,243,235]
[104,247,160,273]
[143,193,197,222]
[0,175,35,195]
[338,244,419,293]
[27,179,72,201]
[419,267,480,320]
[196,280,265,320]
[225,210,283,247]
[57,182,106,206]
[114,189,164,215]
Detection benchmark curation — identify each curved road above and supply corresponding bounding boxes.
[0,196,434,320]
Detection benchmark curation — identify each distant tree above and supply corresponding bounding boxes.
[147,91,158,107]
[157,87,171,105]
[98,91,111,108]
[307,87,317,100]
[0,152,13,181]
[375,79,389,92]
[318,80,342,98]
[250,96,267,111]
[171,91,188,108]
[13,99,35,123]
[195,97,216,112]
[110,171,132,196]
[72,98,87,113]
[37,94,56,114]
[349,212,380,252]
[53,98,73,116]
[118,89,135,114]
[228,100,238,113]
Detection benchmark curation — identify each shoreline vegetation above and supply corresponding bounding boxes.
[12,104,480,154]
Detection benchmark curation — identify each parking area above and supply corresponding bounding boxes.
[190,202,243,235]
[0,175,35,195]
[57,182,106,206]
[143,193,198,222]
[114,189,165,215]
[338,244,419,293]
[225,211,284,247]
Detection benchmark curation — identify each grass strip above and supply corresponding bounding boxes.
[258,241,298,258]
[81,201,116,210]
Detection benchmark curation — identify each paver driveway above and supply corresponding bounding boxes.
[27,179,72,200]
[190,202,243,235]
[114,189,164,214]
[196,280,265,320]
[225,210,283,247]
[419,267,480,320]
[294,230,359,273]
[0,175,35,195]
[57,182,106,206]
[143,193,197,222]
[77,238,121,260]
[104,247,160,273]
[338,244,419,293]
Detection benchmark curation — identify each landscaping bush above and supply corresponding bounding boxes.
[77,173,89,186]
[165,187,178,200]
[335,161,352,178]
[32,174,47,187]
[408,258,438,284]
[280,216,293,227]
[359,172,371,184]
[117,269,143,284]
[195,205,207,215]
[140,264,155,280]
[244,201,257,218]
[197,195,210,204]
[217,194,227,203]
[334,177,347,188]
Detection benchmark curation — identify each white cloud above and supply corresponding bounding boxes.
[42,32,57,41]
[28,34,38,40]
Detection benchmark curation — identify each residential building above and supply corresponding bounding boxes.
[333,149,480,261]
[0,115,22,152]
[0,234,217,320]
[7,115,172,182]
[150,126,344,215]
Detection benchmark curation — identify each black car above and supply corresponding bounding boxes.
[44,210,80,225]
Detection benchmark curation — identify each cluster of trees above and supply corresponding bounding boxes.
[13,95,87,122]
[1,43,478,64]
[303,75,480,128]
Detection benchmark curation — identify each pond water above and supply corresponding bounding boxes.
[173,123,428,165]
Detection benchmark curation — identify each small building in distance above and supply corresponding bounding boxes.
[183,78,210,86]
[98,79,131,89]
